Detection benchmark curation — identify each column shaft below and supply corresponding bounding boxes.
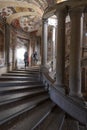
[5,24,10,72]
[55,9,66,86]
[69,9,82,97]
[52,26,56,70]
[41,19,48,66]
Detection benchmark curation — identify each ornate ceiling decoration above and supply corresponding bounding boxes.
[0,7,15,20]
[7,12,39,24]
[11,15,41,32]
[0,0,66,33]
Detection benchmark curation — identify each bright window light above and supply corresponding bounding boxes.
[48,17,57,26]
[16,47,26,60]
[56,0,67,3]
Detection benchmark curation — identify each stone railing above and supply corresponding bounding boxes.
[41,71,87,125]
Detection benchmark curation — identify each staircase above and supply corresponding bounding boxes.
[0,67,86,130]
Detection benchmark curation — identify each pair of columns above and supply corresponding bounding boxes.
[42,8,83,98]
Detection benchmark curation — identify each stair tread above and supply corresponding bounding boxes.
[8,100,55,130]
[0,80,40,83]
[17,68,39,72]
[2,73,38,76]
[61,117,79,130]
[0,84,44,91]
[0,80,43,87]
[0,95,49,125]
[34,106,65,130]
[8,71,39,74]
[0,89,46,105]
[0,76,39,80]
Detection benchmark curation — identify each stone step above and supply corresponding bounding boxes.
[0,80,43,87]
[0,84,44,94]
[7,100,55,130]
[17,68,39,72]
[0,87,45,95]
[16,70,39,73]
[2,73,38,77]
[0,76,39,81]
[0,93,49,111]
[61,115,79,130]
[0,95,49,128]
[33,106,65,130]
[8,70,39,74]
[0,89,47,106]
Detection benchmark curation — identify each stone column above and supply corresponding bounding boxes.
[41,19,48,67]
[12,44,15,70]
[81,13,86,58]
[52,26,56,71]
[29,39,32,66]
[5,24,10,72]
[55,9,67,86]
[11,34,16,70]
[69,9,82,97]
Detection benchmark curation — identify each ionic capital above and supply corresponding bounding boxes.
[69,8,83,19]
[55,7,68,19]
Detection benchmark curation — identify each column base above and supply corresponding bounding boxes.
[69,95,86,106]
[69,91,83,98]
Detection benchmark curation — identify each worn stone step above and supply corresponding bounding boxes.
[16,70,39,73]
[8,70,39,74]
[61,116,79,130]
[0,95,49,128]
[0,80,43,87]
[33,106,65,130]
[0,93,49,111]
[7,100,55,130]
[0,76,39,81]
[0,87,45,95]
[0,84,44,93]
[2,73,38,77]
[0,89,47,106]
[17,68,39,72]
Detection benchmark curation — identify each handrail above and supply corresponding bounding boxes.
[42,71,87,125]
[50,85,87,125]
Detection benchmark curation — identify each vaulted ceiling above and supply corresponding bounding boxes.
[0,0,65,33]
